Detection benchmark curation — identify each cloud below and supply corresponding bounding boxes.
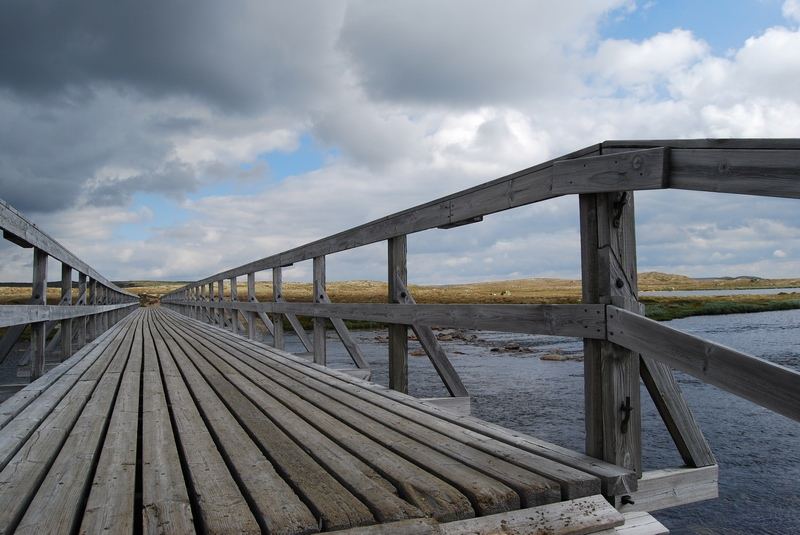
[784,0,800,24]
[0,1,799,283]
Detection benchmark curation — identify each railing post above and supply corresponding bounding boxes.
[388,236,409,393]
[90,278,98,339]
[60,264,73,359]
[31,248,48,379]
[230,277,239,334]
[217,280,225,328]
[77,272,87,347]
[272,268,284,349]
[580,191,642,479]
[207,282,213,325]
[313,256,326,365]
[247,273,258,340]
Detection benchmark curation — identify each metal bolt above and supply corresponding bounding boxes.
[632,155,643,169]
[615,278,624,289]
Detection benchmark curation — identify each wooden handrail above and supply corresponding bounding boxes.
[607,306,800,422]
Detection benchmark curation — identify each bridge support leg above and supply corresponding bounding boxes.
[580,191,642,481]
[313,257,326,365]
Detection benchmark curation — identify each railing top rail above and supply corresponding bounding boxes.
[0,199,137,297]
[164,138,800,295]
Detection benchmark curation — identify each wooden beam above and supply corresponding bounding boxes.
[0,304,139,328]
[616,465,718,514]
[608,306,800,422]
[388,236,408,393]
[246,273,258,340]
[313,256,326,366]
[229,277,239,335]
[167,300,606,339]
[77,273,87,347]
[580,190,642,477]
[272,268,284,349]
[640,356,715,467]
[60,264,73,359]
[393,277,469,398]
[0,200,136,298]
[165,144,602,291]
[553,147,668,194]
[30,248,48,380]
[319,290,369,369]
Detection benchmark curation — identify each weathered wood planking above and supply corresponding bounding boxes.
[640,356,715,468]
[617,465,718,514]
[608,306,800,422]
[313,256,327,366]
[167,300,607,339]
[388,236,409,393]
[0,303,138,328]
[163,308,635,497]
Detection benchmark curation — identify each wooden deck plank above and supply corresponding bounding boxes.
[79,311,144,534]
[151,311,382,531]
[166,310,616,498]
[0,318,128,430]
[156,311,462,524]
[178,313,599,499]
[0,315,137,533]
[158,312,533,516]
[150,316,321,535]
[148,313,261,534]
[13,313,138,535]
[140,310,195,534]
[0,315,135,472]
[173,310,635,496]
[176,315,565,507]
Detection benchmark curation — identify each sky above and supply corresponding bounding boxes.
[1,0,799,284]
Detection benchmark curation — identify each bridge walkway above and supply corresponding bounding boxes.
[0,307,664,534]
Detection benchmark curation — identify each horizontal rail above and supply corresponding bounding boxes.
[0,199,136,298]
[0,303,139,328]
[164,300,607,339]
[164,139,800,298]
[607,306,800,422]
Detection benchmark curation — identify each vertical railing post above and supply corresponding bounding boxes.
[77,272,87,347]
[388,236,409,393]
[313,256,326,365]
[217,280,225,328]
[272,268,284,350]
[30,248,48,380]
[230,276,239,334]
[247,273,258,340]
[207,282,213,325]
[580,191,642,480]
[60,263,73,359]
[90,278,98,339]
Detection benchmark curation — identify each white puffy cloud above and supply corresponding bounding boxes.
[1,1,799,283]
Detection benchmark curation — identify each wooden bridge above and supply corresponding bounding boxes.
[0,139,798,534]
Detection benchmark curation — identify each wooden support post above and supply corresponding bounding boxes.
[30,248,48,380]
[313,256,326,365]
[272,269,284,349]
[60,264,73,359]
[77,272,87,347]
[388,236,409,393]
[247,273,258,340]
[90,278,98,339]
[580,191,642,478]
[217,279,226,328]
[230,276,239,335]
[207,282,214,325]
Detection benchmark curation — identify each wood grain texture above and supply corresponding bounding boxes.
[272,268,285,349]
[388,236,408,393]
[0,303,139,328]
[640,356,715,467]
[165,308,636,497]
[608,306,800,422]
[616,465,718,514]
[167,300,607,339]
[553,148,668,194]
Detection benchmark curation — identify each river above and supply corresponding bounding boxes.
[281,307,800,534]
